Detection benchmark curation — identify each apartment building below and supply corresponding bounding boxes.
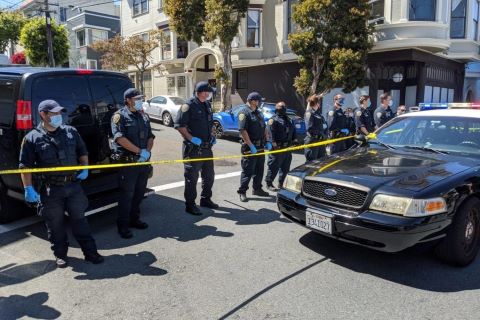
[120,0,480,111]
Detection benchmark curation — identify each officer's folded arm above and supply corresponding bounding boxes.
[115,136,142,155]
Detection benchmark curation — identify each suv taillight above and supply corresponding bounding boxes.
[16,100,33,130]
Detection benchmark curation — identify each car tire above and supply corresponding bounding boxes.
[0,182,21,224]
[435,197,480,267]
[162,112,173,127]
[213,121,224,139]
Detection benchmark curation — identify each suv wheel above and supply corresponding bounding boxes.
[213,121,224,138]
[162,112,173,127]
[435,197,480,266]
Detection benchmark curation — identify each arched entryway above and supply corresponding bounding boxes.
[184,47,222,100]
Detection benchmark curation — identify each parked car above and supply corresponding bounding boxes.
[143,95,186,127]
[278,107,480,266]
[0,67,137,223]
[212,102,306,139]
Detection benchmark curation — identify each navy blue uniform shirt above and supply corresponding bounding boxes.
[267,114,296,144]
[355,107,375,133]
[111,106,155,154]
[328,108,347,132]
[19,124,88,176]
[373,106,394,128]
[174,97,214,142]
[237,105,265,142]
[304,108,327,138]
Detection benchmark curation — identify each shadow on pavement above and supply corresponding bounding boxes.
[0,260,56,289]
[299,231,480,292]
[0,292,61,320]
[69,251,167,280]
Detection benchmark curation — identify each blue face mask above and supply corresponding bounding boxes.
[134,100,143,111]
[49,114,63,128]
[338,98,345,106]
[368,101,372,108]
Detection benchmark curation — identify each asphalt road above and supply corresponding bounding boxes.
[1,121,479,320]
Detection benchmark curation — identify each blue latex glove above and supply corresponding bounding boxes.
[248,144,257,154]
[76,169,88,180]
[210,136,216,145]
[265,141,273,151]
[341,129,349,135]
[138,149,151,163]
[191,137,202,146]
[24,186,40,203]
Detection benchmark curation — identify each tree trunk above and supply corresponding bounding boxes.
[219,44,232,111]
[139,70,145,95]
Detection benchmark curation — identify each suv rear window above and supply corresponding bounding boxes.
[0,78,16,128]
[89,75,132,123]
[32,75,92,124]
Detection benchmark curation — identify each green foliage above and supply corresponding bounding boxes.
[0,11,26,52]
[20,18,69,66]
[204,0,248,45]
[164,0,206,45]
[288,0,373,96]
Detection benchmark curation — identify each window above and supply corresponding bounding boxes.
[151,96,167,104]
[177,38,188,59]
[177,76,186,98]
[409,0,436,21]
[474,0,479,41]
[247,9,261,47]
[287,0,298,35]
[369,0,385,23]
[140,32,149,41]
[87,60,97,70]
[88,29,108,44]
[142,72,152,99]
[170,97,186,105]
[59,7,67,22]
[167,77,175,95]
[450,0,467,39]
[133,0,148,16]
[76,29,86,47]
[158,0,163,11]
[0,79,16,128]
[161,30,172,60]
[236,70,247,89]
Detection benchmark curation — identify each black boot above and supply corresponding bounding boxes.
[239,193,248,202]
[200,198,219,209]
[130,220,149,229]
[186,204,202,215]
[85,252,105,264]
[252,189,270,197]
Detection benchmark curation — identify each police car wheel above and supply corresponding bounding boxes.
[435,197,480,267]
[162,112,173,127]
[213,121,224,138]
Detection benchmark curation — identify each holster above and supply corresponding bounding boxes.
[184,142,201,159]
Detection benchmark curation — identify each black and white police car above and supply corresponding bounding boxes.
[278,104,480,266]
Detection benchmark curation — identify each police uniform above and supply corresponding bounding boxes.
[345,112,357,148]
[237,103,267,195]
[304,107,327,162]
[265,111,296,189]
[111,89,155,236]
[19,100,101,265]
[328,107,348,154]
[355,107,375,134]
[373,106,394,128]
[174,84,216,214]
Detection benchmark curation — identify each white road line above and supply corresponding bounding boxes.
[0,171,242,235]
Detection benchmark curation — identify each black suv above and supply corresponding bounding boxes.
[278,108,480,266]
[0,67,134,223]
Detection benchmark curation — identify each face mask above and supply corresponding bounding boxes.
[348,113,354,117]
[276,107,287,116]
[388,100,393,107]
[49,114,63,128]
[338,98,345,106]
[134,100,143,111]
[368,101,372,108]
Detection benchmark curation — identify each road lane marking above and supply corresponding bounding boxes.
[0,171,242,235]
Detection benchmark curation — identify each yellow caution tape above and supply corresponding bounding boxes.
[0,133,377,175]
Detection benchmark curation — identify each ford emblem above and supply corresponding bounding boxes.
[324,188,337,197]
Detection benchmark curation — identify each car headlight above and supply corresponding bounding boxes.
[369,194,447,217]
[283,174,303,193]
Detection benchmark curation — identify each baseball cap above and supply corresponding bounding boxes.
[195,81,214,93]
[124,88,144,100]
[247,92,263,102]
[38,100,65,113]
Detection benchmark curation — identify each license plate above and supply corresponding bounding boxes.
[306,210,333,234]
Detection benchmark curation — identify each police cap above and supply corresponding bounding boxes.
[124,88,144,100]
[247,92,263,102]
[38,100,64,113]
[195,81,214,93]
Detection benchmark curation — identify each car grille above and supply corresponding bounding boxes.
[302,180,368,209]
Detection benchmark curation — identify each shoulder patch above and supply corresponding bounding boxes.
[112,113,121,124]
[268,118,274,126]
[356,110,362,117]
[376,112,383,118]
[181,104,190,112]
[238,113,246,121]
[328,111,334,117]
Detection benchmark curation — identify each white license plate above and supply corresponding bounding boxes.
[306,210,333,234]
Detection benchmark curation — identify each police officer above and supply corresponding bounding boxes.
[111,88,155,239]
[355,95,375,135]
[19,100,103,268]
[328,94,349,154]
[304,94,328,162]
[265,102,297,192]
[345,107,357,148]
[374,92,395,128]
[175,81,218,215]
[237,92,273,202]
[396,105,407,116]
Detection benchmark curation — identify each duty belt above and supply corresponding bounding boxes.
[111,153,139,163]
[307,133,322,140]
[251,139,264,147]
[274,141,291,148]
[200,142,213,149]
[41,174,77,186]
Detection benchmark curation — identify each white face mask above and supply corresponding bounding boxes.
[134,100,143,111]
[388,100,393,107]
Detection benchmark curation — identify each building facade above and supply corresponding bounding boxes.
[120,0,480,112]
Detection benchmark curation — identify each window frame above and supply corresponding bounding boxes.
[474,0,480,41]
[161,29,172,60]
[87,59,98,70]
[246,8,262,48]
[409,0,437,22]
[76,29,86,48]
[132,0,149,17]
[59,7,67,22]
[450,0,467,39]
[158,0,164,11]
[369,0,385,22]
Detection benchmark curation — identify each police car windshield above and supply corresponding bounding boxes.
[374,116,480,157]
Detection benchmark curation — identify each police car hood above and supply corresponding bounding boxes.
[299,147,472,192]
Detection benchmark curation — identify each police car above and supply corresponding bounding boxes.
[278,104,480,266]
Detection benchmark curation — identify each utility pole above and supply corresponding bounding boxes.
[43,0,55,67]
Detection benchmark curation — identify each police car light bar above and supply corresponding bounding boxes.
[448,103,480,109]
[418,103,448,110]
[418,103,480,110]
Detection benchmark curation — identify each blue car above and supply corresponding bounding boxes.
[212,102,306,139]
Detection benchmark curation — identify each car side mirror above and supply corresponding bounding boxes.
[146,99,151,104]
[354,134,368,146]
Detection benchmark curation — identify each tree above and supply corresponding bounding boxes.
[288,0,373,97]
[0,11,26,54]
[20,17,69,66]
[93,30,165,94]
[11,51,26,64]
[165,0,249,110]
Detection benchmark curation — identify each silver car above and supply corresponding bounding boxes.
[143,95,186,127]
